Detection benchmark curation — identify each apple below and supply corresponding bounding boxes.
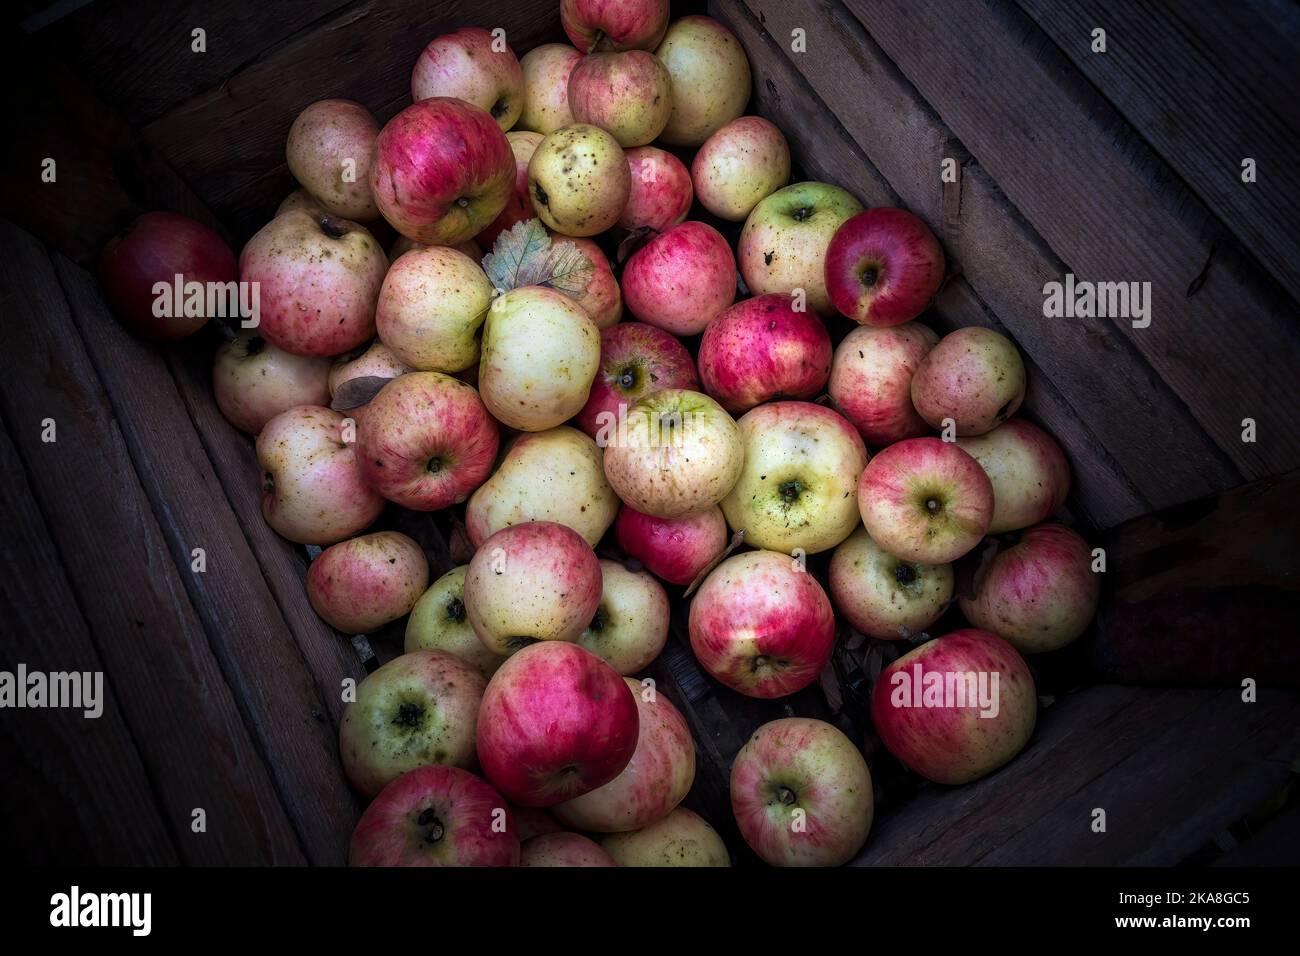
[478,285,600,431]
[568,51,673,147]
[99,211,237,342]
[600,807,730,866]
[688,549,836,699]
[552,234,623,329]
[355,371,498,511]
[720,401,867,555]
[829,526,952,640]
[464,521,603,655]
[476,640,639,806]
[828,322,938,447]
[520,832,617,867]
[697,293,833,414]
[388,234,482,262]
[654,16,751,147]
[371,98,515,245]
[910,326,1027,436]
[466,426,619,548]
[328,340,411,400]
[405,566,507,679]
[518,44,583,134]
[739,182,864,316]
[615,504,728,586]
[621,221,736,336]
[238,209,387,357]
[692,116,790,221]
[528,123,631,237]
[871,628,1036,784]
[575,321,699,440]
[620,146,693,232]
[257,405,384,545]
[277,189,323,217]
[957,419,1070,534]
[285,99,380,221]
[554,677,693,831]
[824,208,945,326]
[730,717,872,867]
[478,131,545,249]
[212,331,331,434]
[348,765,518,867]
[307,531,429,634]
[410,27,524,131]
[602,388,744,519]
[513,804,563,843]
[339,650,485,797]
[577,562,670,675]
[959,522,1099,654]
[857,437,993,565]
[561,0,670,52]
[375,245,493,372]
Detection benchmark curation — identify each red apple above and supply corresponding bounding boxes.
[615,504,728,586]
[730,717,872,866]
[520,832,617,866]
[622,221,736,335]
[410,27,525,131]
[212,331,331,435]
[577,563,671,676]
[561,0,670,52]
[476,641,640,807]
[957,418,1070,534]
[308,531,428,635]
[371,98,515,245]
[697,293,833,414]
[857,437,993,564]
[348,765,519,866]
[356,371,499,511]
[478,131,544,249]
[959,522,1099,654]
[600,806,730,866]
[575,321,700,439]
[828,322,938,447]
[870,628,1036,784]
[692,116,790,221]
[910,326,1026,436]
[99,211,237,342]
[688,550,835,699]
[551,234,623,329]
[620,146,693,232]
[829,526,952,640]
[567,50,673,147]
[824,208,945,326]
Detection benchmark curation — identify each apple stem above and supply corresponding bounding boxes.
[777,786,797,806]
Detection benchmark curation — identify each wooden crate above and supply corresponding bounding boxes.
[0,0,1297,866]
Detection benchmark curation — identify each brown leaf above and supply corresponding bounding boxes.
[330,375,393,410]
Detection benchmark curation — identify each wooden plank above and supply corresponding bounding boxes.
[1211,803,1300,867]
[841,0,1300,480]
[0,220,304,865]
[1093,468,1300,686]
[1019,0,1300,303]
[140,0,564,237]
[729,0,1240,518]
[0,421,179,865]
[711,0,1148,531]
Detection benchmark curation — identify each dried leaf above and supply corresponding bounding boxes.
[683,529,746,598]
[481,218,593,296]
[616,225,657,264]
[331,375,394,410]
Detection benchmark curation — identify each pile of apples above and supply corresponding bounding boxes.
[97,0,1101,868]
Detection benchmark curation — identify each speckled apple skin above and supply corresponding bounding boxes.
[568,51,673,147]
[959,523,1099,654]
[614,504,727,586]
[554,235,622,329]
[910,326,1026,436]
[561,0,670,52]
[349,765,518,867]
[464,521,603,654]
[478,131,544,248]
[654,15,750,147]
[698,293,832,413]
[730,717,872,867]
[577,563,670,675]
[307,531,429,634]
[238,209,388,357]
[620,146,693,231]
[622,221,736,335]
[466,426,618,548]
[870,628,1036,785]
[405,566,507,679]
[600,806,730,866]
[528,123,631,237]
[576,321,699,438]
[828,526,952,640]
[285,99,380,221]
[688,550,836,699]
[213,332,332,434]
[692,116,790,221]
[829,322,938,447]
[520,831,617,866]
[257,405,385,545]
[476,641,639,806]
[957,418,1070,534]
[356,371,499,511]
[410,27,524,130]
[518,44,583,134]
[824,208,945,326]
[375,245,493,372]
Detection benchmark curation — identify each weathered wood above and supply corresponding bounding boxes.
[712,0,1147,531]
[0,422,179,865]
[1019,0,1300,303]
[0,220,304,865]
[730,0,1241,519]
[1093,468,1300,686]
[842,0,1300,480]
